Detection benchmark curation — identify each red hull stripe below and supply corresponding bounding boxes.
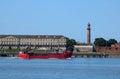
[18,52,72,59]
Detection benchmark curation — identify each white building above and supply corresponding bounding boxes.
[74,44,93,53]
[0,35,68,50]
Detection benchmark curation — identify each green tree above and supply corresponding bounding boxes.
[66,39,77,51]
[94,38,106,46]
[107,39,117,47]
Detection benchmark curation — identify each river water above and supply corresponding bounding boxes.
[0,58,120,79]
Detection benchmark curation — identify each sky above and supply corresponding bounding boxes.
[0,0,120,43]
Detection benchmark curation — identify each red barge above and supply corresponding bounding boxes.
[18,50,72,59]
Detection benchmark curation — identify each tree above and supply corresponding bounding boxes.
[66,39,77,51]
[94,38,118,47]
[94,38,106,46]
[107,39,117,47]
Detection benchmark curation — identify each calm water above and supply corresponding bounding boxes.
[0,58,120,79]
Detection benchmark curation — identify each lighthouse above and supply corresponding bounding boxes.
[87,23,91,44]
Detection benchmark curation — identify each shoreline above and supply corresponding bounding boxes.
[0,52,120,58]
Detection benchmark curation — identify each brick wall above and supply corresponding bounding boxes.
[95,44,120,53]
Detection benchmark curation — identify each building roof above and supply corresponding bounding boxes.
[0,35,68,39]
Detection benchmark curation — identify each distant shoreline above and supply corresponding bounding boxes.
[73,53,120,58]
[1,52,120,58]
